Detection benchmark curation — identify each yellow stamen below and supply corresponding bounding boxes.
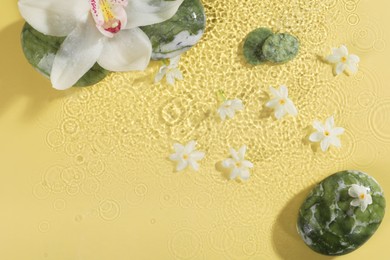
[183,154,189,160]
[324,131,330,136]
[359,194,365,200]
[279,99,286,105]
[341,56,347,63]
[100,0,115,22]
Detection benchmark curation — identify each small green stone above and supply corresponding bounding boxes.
[21,23,109,87]
[297,170,386,256]
[243,28,274,65]
[141,0,206,60]
[262,33,299,63]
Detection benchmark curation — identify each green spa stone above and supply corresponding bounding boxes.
[140,0,206,60]
[297,170,386,256]
[262,33,299,63]
[243,28,274,65]
[21,23,109,87]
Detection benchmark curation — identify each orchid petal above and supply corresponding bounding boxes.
[18,0,89,37]
[313,120,324,132]
[329,137,341,148]
[155,66,168,83]
[173,143,184,153]
[360,202,368,212]
[51,18,104,90]
[346,62,359,75]
[320,138,331,152]
[188,160,199,171]
[309,132,323,142]
[230,168,239,180]
[222,159,234,168]
[242,160,254,168]
[166,73,175,85]
[325,116,335,129]
[348,54,360,63]
[275,107,286,119]
[326,54,340,63]
[184,140,197,154]
[190,151,205,161]
[338,45,349,56]
[240,169,250,181]
[366,194,373,205]
[230,148,239,161]
[348,185,359,197]
[98,28,152,71]
[169,153,180,161]
[285,99,298,116]
[176,160,188,171]
[125,0,184,29]
[231,99,244,110]
[266,98,279,108]
[238,145,247,160]
[335,63,346,75]
[332,127,345,136]
[279,85,288,98]
[269,86,281,98]
[350,199,361,207]
[218,109,227,120]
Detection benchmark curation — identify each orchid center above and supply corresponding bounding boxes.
[90,0,128,38]
[183,154,189,160]
[235,162,242,167]
[341,56,347,63]
[279,99,286,105]
[324,131,330,137]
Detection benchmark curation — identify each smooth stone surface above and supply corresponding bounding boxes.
[297,170,386,256]
[262,33,299,63]
[243,28,274,65]
[21,23,109,87]
[141,0,206,60]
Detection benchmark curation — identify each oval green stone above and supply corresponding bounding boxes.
[262,33,299,63]
[243,28,274,65]
[141,0,206,60]
[297,170,386,256]
[21,23,109,87]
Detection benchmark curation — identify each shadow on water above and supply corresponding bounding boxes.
[0,21,74,121]
[272,186,335,260]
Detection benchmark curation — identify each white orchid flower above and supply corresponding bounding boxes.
[18,0,184,90]
[222,145,254,181]
[266,85,298,120]
[309,116,345,152]
[326,45,360,75]
[348,184,373,212]
[169,140,205,171]
[217,99,244,121]
[154,55,183,85]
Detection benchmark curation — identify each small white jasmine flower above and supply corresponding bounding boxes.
[348,184,373,212]
[266,85,298,119]
[155,55,183,85]
[222,145,254,181]
[217,99,244,120]
[309,116,345,152]
[169,140,205,171]
[326,45,360,75]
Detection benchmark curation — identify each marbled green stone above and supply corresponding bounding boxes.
[262,33,299,63]
[297,170,386,256]
[141,0,206,60]
[243,28,274,65]
[21,23,109,87]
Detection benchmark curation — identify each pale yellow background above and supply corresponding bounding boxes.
[1,0,389,259]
